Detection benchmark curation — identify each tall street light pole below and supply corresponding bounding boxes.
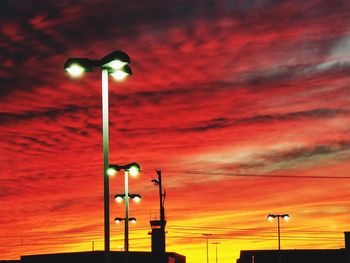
[64,51,132,263]
[202,234,212,263]
[267,213,290,250]
[102,67,110,257]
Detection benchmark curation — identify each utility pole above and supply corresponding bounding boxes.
[150,170,167,253]
[157,170,165,224]
[202,234,212,263]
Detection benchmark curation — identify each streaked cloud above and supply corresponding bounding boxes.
[1,0,350,262]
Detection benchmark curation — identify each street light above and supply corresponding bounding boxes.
[64,50,132,263]
[114,217,136,253]
[64,51,132,80]
[267,213,290,250]
[202,234,212,263]
[114,194,142,203]
[115,217,137,224]
[109,163,141,252]
[212,242,220,263]
[107,163,141,176]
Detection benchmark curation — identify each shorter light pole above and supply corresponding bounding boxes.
[114,217,137,252]
[202,234,212,263]
[267,213,290,250]
[108,163,141,252]
[212,242,220,263]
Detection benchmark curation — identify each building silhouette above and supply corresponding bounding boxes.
[237,231,350,263]
[1,251,185,263]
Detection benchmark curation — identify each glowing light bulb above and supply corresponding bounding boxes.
[107,168,118,176]
[107,60,127,70]
[66,64,84,77]
[115,196,124,203]
[133,196,141,203]
[111,70,129,81]
[128,164,140,177]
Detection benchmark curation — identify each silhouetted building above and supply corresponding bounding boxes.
[1,251,185,263]
[150,219,167,253]
[237,231,350,263]
[237,249,346,263]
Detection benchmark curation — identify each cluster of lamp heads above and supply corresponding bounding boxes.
[114,193,141,203]
[64,50,132,80]
[114,217,137,224]
[107,162,141,177]
[111,162,141,225]
[267,213,290,222]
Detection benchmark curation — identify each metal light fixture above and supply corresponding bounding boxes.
[108,163,141,177]
[64,50,132,80]
[114,217,137,224]
[202,233,213,263]
[268,214,290,221]
[267,213,290,250]
[109,162,141,253]
[64,50,132,263]
[212,242,220,263]
[114,193,142,203]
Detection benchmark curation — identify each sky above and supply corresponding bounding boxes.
[1,0,350,262]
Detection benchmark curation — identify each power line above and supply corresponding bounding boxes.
[1,226,344,243]
[0,174,98,182]
[0,224,344,239]
[164,169,350,179]
[167,225,345,234]
[1,169,350,183]
[2,235,342,248]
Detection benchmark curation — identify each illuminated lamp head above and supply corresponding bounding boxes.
[64,58,94,77]
[127,163,141,177]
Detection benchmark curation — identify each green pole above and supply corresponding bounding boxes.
[102,68,110,263]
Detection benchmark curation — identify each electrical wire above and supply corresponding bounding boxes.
[1,168,350,183]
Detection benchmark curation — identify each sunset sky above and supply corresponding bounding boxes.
[1,0,350,262]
